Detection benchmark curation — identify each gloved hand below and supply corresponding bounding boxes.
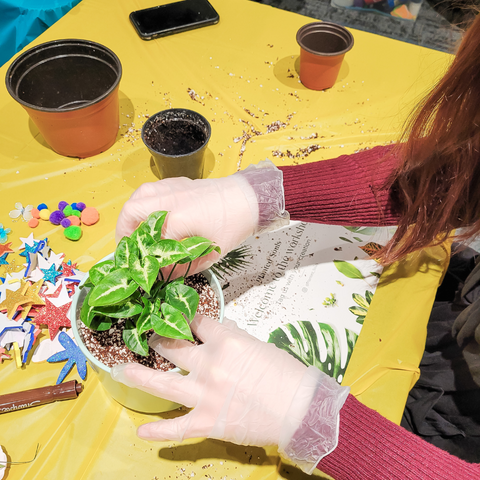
[115,160,289,276]
[111,315,350,474]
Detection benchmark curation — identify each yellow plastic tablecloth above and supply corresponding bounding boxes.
[0,0,453,478]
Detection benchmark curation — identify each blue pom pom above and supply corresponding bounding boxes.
[38,203,48,211]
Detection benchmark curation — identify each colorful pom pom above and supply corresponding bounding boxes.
[58,201,69,210]
[60,218,71,228]
[49,210,65,225]
[63,205,73,217]
[28,218,39,228]
[37,203,48,211]
[64,226,82,241]
[81,207,99,226]
[31,207,40,219]
[76,202,86,211]
[39,209,51,221]
[67,215,81,226]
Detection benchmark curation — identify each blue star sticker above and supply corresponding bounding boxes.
[0,253,8,266]
[47,332,88,384]
[40,264,62,284]
[19,240,42,258]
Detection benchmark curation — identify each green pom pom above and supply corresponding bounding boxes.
[71,209,82,218]
[64,225,82,241]
[63,205,74,217]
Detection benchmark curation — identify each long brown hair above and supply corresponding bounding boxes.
[378,12,480,265]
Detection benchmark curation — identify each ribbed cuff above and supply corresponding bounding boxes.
[318,394,480,480]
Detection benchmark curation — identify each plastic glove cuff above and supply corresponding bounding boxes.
[278,366,350,474]
[234,159,290,234]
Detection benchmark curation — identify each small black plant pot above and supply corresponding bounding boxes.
[142,108,211,180]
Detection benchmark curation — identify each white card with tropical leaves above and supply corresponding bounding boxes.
[220,221,395,384]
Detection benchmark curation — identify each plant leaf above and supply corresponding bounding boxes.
[136,298,156,336]
[89,260,115,286]
[129,253,160,295]
[115,236,133,269]
[131,229,155,259]
[339,237,353,243]
[122,319,149,356]
[147,239,190,268]
[153,303,194,341]
[333,260,364,280]
[140,211,167,242]
[165,283,199,321]
[93,301,142,319]
[177,237,214,264]
[352,293,369,309]
[349,306,368,316]
[268,321,358,381]
[365,290,374,304]
[80,289,96,327]
[356,316,365,325]
[88,268,138,307]
[90,316,113,331]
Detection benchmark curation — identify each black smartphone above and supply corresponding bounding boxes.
[129,0,220,40]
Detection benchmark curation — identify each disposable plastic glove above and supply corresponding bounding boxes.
[115,160,289,275]
[111,315,350,474]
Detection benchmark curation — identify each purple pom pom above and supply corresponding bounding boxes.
[76,202,86,211]
[50,210,65,225]
[61,218,71,228]
[58,201,69,210]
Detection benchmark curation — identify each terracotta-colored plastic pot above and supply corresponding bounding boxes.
[142,108,211,180]
[5,39,122,158]
[296,22,354,91]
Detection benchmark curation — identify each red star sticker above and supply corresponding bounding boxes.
[60,261,77,278]
[33,298,71,340]
[0,242,14,256]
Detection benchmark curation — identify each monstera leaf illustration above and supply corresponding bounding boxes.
[268,321,358,381]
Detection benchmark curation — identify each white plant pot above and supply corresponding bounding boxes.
[70,253,224,413]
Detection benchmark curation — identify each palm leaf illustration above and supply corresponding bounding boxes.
[268,321,358,381]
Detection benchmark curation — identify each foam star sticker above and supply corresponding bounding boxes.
[19,279,45,319]
[40,264,62,284]
[47,331,87,384]
[0,282,29,318]
[19,241,41,259]
[0,242,14,256]
[0,254,8,266]
[0,312,23,336]
[18,233,39,250]
[0,258,24,277]
[33,297,71,339]
[0,346,11,362]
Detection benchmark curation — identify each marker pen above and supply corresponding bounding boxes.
[0,380,83,414]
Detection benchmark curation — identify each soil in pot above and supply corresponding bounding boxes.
[143,117,207,155]
[79,273,219,371]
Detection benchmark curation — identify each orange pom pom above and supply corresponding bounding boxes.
[28,218,39,228]
[67,215,81,226]
[81,207,99,226]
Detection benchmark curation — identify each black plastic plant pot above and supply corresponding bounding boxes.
[5,39,122,158]
[142,108,211,180]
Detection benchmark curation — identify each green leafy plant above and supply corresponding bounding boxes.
[80,211,220,357]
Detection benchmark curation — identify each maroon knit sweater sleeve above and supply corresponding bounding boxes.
[318,394,480,479]
[278,145,401,227]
